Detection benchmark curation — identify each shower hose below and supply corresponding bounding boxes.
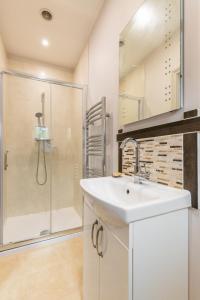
[36,140,47,185]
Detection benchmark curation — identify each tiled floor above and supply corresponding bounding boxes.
[0,236,83,300]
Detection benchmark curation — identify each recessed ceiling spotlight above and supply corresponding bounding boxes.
[41,38,49,47]
[40,9,53,21]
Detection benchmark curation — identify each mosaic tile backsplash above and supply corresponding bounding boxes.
[122,134,183,189]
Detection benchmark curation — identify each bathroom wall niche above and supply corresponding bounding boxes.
[119,0,183,126]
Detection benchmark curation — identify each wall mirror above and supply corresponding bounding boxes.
[119,0,183,126]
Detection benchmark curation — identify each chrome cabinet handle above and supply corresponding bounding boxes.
[91,220,98,248]
[4,151,8,170]
[96,225,103,258]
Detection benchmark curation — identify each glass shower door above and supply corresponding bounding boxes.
[3,74,51,244]
[1,73,84,246]
[50,84,83,233]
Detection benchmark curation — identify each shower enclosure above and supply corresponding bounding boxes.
[0,71,86,247]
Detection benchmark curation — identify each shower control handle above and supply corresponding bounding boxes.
[4,151,9,170]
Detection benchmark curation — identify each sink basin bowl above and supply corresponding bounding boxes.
[80,176,191,223]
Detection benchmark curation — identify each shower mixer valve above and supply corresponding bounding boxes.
[35,126,49,141]
[34,111,50,141]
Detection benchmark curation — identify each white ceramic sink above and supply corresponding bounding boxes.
[80,176,191,223]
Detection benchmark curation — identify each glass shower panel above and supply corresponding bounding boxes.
[3,75,51,244]
[51,84,83,233]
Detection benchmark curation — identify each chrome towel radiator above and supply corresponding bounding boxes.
[86,97,109,178]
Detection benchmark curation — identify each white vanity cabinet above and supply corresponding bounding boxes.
[83,201,129,300]
[83,201,100,300]
[83,196,189,300]
[99,219,129,300]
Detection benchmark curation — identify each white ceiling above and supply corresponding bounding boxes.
[0,0,104,69]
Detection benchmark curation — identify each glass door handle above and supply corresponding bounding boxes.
[96,225,103,257]
[4,151,9,170]
[91,220,98,248]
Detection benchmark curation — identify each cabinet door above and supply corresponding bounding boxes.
[83,202,99,300]
[99,223,129,300]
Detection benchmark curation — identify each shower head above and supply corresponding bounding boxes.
[35,112,43,127]
[35,112,43,118]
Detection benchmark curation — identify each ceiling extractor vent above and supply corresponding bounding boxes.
[40,9,53,21]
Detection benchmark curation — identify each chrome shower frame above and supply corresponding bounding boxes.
[0,69,88,248]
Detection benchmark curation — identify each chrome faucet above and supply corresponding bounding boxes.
[120,137,140,174]
[120,137,150,183]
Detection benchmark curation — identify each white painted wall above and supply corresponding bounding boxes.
[73,45,89,85]
[0,34,7,70]
[77,0,200,299]
[185,3,200,298]
[8,55,73,82]
[72,45,89,216]
[87,0,144,173]
[86,0,200,163]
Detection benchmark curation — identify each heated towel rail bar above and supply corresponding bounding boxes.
[86,97,109,178]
